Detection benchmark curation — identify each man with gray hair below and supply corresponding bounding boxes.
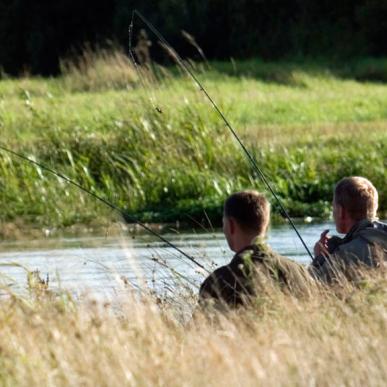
[310,176,387,283]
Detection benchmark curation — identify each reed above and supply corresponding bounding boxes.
[0,269,385,386]
[0,56,386,230]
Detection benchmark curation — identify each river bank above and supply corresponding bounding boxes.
[1,57,386,228]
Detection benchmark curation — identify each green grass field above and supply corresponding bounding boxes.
[1,54,386,230]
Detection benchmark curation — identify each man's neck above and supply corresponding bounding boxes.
[233,234,263,253]
[343,218,368,234]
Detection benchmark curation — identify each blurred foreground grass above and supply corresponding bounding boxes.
[0,52,386,230]
[0,269,386,386]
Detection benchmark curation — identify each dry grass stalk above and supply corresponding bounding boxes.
[60,48,143,92]
[0,269,385,386]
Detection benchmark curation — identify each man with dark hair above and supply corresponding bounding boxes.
[199,190,312,308]
[310,176,387,283]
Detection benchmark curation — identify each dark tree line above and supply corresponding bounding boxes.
[1,0,386,75]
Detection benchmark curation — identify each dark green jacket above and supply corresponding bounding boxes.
[199,238,311,308]
[310,219,387,283]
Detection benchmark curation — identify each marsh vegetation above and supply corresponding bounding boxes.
[1,53,386,232]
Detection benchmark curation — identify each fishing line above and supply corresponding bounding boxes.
[130,10,314,260]
[0,145,209,273]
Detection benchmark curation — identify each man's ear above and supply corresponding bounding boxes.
[228,217,236,235]
[337,204,345,221]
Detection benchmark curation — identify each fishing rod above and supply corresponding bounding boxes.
[0,145,209,273]
[130,10,314,260]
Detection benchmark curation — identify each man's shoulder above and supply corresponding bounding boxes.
[334,222,387,264]
[246,242,311,287]
[200,244,264,293]
[202,264,235,282]
[334,238,372,264]
[310,221,387,283]
[199,259,251,307]
[328,220,381,252]
[199,244,270,306]
[248,241,304,271]
[199,263,237,293]
[357,221,387,246]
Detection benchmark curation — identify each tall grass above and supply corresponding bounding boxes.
[60,48,140,92]
[0,53,387,231]
[0,270,385,386]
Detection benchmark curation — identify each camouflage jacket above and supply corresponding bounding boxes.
[310,219,387,283]
[199,238,311,308]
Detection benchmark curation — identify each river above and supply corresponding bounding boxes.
[0,221,338,301]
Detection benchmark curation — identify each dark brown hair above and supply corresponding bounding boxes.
[224,190,270,235]
[334,177,378,221]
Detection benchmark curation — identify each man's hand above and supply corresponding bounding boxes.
[314,229,330,257]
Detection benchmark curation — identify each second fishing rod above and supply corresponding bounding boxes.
[130,10,314,260]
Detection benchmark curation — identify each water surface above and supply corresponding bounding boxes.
[0,222,333,300]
